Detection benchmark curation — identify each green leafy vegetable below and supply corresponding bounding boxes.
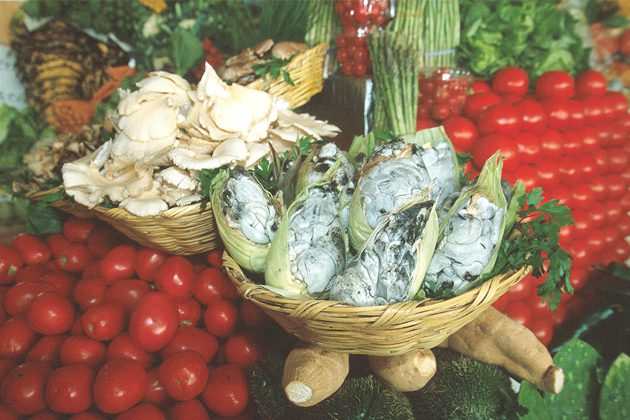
[518,339,604,420]
[252,57,294,86]
[170,28,205,76]
[599,353,630,420]
[25,201,62,236]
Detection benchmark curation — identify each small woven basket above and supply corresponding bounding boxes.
[247,43,327,109]
[224,252,530,356]
[29,188,219,255]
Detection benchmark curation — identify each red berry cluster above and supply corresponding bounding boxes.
[335,0,390,77]
[418,68,471,121]
[0,217,271,418]
[436,67,630,345]
[194,38,224,79]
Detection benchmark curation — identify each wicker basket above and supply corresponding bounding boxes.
[29,188,219,255]
[247,43,327,109]
[224,252,530,356]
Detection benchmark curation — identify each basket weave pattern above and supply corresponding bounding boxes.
[224,252,530,356]
[247,43,327,109]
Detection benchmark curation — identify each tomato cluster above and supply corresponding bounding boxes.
[194,38,224,80]
[417,68,471,122]
[335,0,390,76]
[438,67,630,345]
[0,218,269,418]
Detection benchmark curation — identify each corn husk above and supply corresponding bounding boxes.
[295,142,354,197]
[212,169,284,273]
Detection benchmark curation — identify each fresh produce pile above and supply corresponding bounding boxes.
[417,67,471,121]
[0,217,274,418]
[438,67,630,344]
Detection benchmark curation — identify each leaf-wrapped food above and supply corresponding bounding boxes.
[295,142,355,197]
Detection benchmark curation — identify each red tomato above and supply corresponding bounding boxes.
[492,67,529,95]
[105,279,151,312]
[41,273,74,296]
[56,243,93,273]
[544,99,572,130]
[517,99,547,133]
[443,116,478,152]
[0,360,16,383]
[115,403,165,420]
[515,132,541,163]
[223,334,263,367]
[204,299,238,337]
[571,184,594,209]
[81,303,126,341]
[471,133,518,172]
[12,235,51,265]
[0,316,36,359]
[46,234,70,258]
[535,71,575,100]
[72,278,107,311]
[586,230,606,254]
[606,91,628,118]
[470,80,491,94]
[161,326,219,362]
[100,245,136,284]
[159,350,209,401]
[477,103,521,134]
[81,261,101,281]
[606,174,626,199]
[567,99,585,126]
[26,334,64,365]
[4,281,56,315]
[143,368,170,408]
[558,157,582,184]
[416,118,438,130]
[580,126,599,153]
[463,92,502,120]
[569,240,591,267]
[0,245,23,284]
[511,165,538,191]
[154,256,196,301]
[492,293,510,312]
[561,129,582,154]
[529,319,553,346]
[45,364,96,414]
[525,293,553,319]
[608,149,628,173]
[59,335,106,368]
[604,200,624,224]
[107,333,154,368]
[582,95,606,125]
[0,403,18,420]
[63,218,95,243]
[177,298,202,326]
[239,300,268,330]
[86,226,124,259]
[129,292,179,352]
[551,303,568,328]
[26,292,74,335]
[135,248,165,281]
[576,70,607,96]
[93,359,149,414]
[505,277,532,301]
[195,267,235,305]
[589,176,609,201]
[534,160,558,189]
[202,364,248,417]
[205,249,223,268]
[0,362,51,415]
[169,399,211,420]
[15,263,48,283]
[539,128,563,159]
[504,302,531,327]
[614,241,630,262]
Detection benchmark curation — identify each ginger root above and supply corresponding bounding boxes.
[439,306,564,394]
[282,345,350,407]
[369,349,437,392]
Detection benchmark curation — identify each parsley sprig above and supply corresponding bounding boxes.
[491,187,573,310]
[252,57,295,86]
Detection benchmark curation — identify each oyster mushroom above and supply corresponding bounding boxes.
[170,138,248,171]
[119,181,169,217]
[271,41,309,60]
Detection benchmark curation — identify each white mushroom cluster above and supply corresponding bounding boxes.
[62,64,340,216]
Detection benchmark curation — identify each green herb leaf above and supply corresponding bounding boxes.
[25,201,62,236]
[170,28,204,76]
[252,57,293,83]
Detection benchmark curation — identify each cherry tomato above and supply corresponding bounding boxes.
[116,403,166,420]
[505,302,531,327]
[586,230,606,254]
[515,132,541,163]
[93,359,149,414]
[477,103,521,134]
[26,334,64,365]
[41,273,74,296]
[0,245,23,284]
[567,99,585,126]
[558,157,582,184]
[608,149,628,173]
[100,245,136,284]
[202,364,249,417]
[195,267,236,305]
[161,326,219,362]
[129,292,179,352]
[505,276,532,301]
[544,99,571,131]
[12,235,51,265]
[81,260,101,281]
[416,118,438,130]
[169,399,211,420]
[45,364,96,414]
[177,298,202,326]
[580,126,599,153]
[471,133,518,172]
[56,243,93,273]
[443,116,478,152]
[613,241,630,263]
[463,92,502,120]
[576,70,607,96]
[143,368,170,408]
[569,240,591,267]
[63,218,95,243]
[0,316,36,359]
[239,300,268,330]
[492,67,529,95]
[159,350,209,401]
[604,200,624,224]
[72,278,107,311]
[105,279,151,312]
[582,95,606,125]
[606,91,628,118]
[15,263,48,283]
[492,293,510,312]
[529,319,553,346]
[81,303,126,341]
[155,256,196,301]
[534,160,558,189]
[0,403,18,420]
[606,174,626,199]
[570,184,593,210]
[134,248,165,282]
[0,360,16,383]
[59,335,107,368]
[535,70,575,100]
[46,234,71,258]
[470,80,491,93]
[4,281,56,315]
[204,299,238,337]
[538,128,562,159]
[86,226,124,259]
[26,292,74,335]
[510,165,538,191]
[517,99,547,133]
[107,333,154,368]
[561,129,582,154]
[589,176,609,201]
[551,303,568,328]
[223,333,263,367]
[0,362,51,415]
